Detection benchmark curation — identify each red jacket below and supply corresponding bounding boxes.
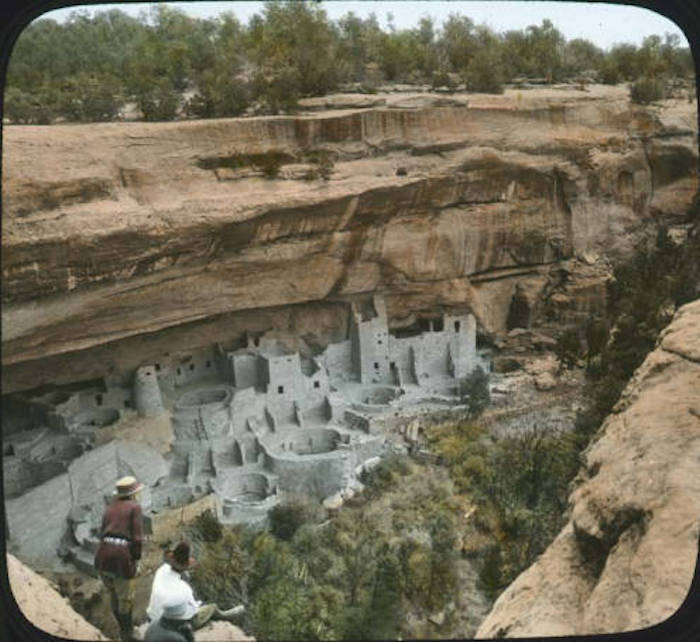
[94,498,144,579]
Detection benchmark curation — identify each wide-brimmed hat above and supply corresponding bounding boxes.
[165,541,197,571]
[114,476,144,498]
[161,586,197,621]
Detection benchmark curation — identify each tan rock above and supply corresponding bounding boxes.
[534,372,557,391]
[7,553,108,640]
[195,621,254,641]
[477,299,700,637]
[1,87,696,391]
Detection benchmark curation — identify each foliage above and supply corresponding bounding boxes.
[187,456,464,640]
[5,6,693,124]
[457,366,491,417]
[630,76,666,104]
[190,527,252,609]
[268,498,319,541]
[554,328,582,370]
[190,509,223,542]
[361,453,411,498]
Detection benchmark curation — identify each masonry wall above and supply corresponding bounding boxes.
[6,473,72,564]
[134,365,164,417]
[77,386,133,415]
[3,455,33,498]
[231,387,260,434]
[263,451,347,499]
[232,354,261,390]
[68,442,119,525]
[322,340,353,383]
[173,348,218,387]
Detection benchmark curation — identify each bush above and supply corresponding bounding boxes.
[255,152,285,179]
[457,366,491,417]
[431,70,456,92]
[463,53,506,94]
[630,76,666,104]
[554,328,582,370]
[190,509,223,542]
[268,501,311,541]
[136,83,180,121]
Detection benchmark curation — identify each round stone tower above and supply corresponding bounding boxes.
[134,365,164,417]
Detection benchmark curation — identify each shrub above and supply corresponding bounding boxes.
[268,501,310,541]
[554,328,582,370]
[136,83,180,121]
[630,76,666,104]
[457,366,491,417]
[431,70,456,92]
[190,509,223,542]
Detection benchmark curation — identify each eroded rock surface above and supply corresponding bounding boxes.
[476,299,700,637]
[7,553,108,640]
[2,86,696,392]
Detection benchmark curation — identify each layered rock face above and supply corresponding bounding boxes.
[7,553,108,640]
[2,86,697,392]
[477,299,700,637]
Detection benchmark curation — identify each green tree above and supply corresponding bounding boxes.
[463,26,506,92]
[439,14,476,72]
[525,19,566,81]
[554,327,582,370]
[458,366,491,417]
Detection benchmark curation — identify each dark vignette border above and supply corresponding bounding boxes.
[0,0,698,641]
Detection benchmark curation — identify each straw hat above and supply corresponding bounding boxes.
[114,476,144,498]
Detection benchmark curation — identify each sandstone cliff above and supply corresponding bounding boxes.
[6,552,108,640]
[476,299,700,637]
[2,85,697,393]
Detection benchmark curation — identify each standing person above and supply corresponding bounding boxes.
[94,476,145,642]
[147,541,244,630]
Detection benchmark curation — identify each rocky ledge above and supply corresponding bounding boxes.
[2,86,697,393]
[477,298,700,637]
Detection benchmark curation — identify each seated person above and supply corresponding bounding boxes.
[147,541,244,630]
[144,585,196,642]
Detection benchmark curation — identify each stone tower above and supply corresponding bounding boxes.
[134,365,164,417]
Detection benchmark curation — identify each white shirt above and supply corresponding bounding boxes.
[146,563,201,622]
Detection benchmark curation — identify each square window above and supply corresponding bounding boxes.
[454,321,461,332]
[278,385,284,394]
[177,367,182,375]
[374,362,379,369]
[189,364,195,371]
[155,363,161,372]
[314,381,320,389]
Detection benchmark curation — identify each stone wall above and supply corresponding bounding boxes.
[173,348,218,387]
[134,365,164,417]
[231,354,261,390]
[322,340,353,384]
[6,473,72,564]
[263,450,347,499]
[68,442,119,524]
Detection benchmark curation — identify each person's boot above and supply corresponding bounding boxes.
[215,604,245,622]
[117,612,135,642]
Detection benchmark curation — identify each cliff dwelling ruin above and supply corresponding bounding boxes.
[3,295,484,572]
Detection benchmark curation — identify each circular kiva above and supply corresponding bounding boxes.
[72,408,120,429]
[176,385,233,410]
[354,385,400,406]
[273,427,342,456]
